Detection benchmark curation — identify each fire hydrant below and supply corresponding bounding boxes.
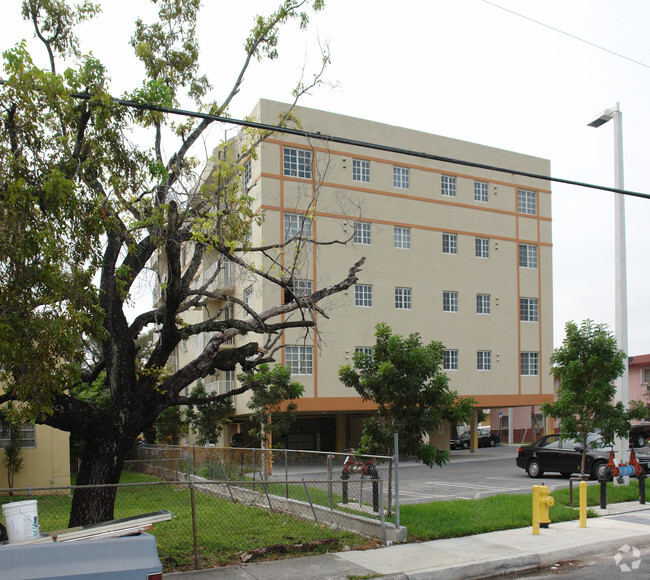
[532,485,554,535]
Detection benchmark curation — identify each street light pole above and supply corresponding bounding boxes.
[588,102,629,464]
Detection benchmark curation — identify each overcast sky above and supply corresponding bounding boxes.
[2,0,649,355]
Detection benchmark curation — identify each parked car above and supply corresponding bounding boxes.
[450,428,500,449]
[630,423,650,448]
[516,433,650,480]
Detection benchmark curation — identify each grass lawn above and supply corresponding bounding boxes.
[1,471,369,572]
[400,478,650,541]
[3,472,648,571]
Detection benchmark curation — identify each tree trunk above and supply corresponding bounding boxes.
[68,437,130,527]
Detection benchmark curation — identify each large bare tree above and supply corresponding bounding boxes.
[0,0,362,526]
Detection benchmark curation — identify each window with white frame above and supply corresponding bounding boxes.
[244,159,252,190]
[355,347,373,356]
[354,221,371,245]
[393,166,410,189]
[444,349,458,370]
[395,287,412,309]
[441,175,456,197]
[521,352,539,375]
[352,159,370,182]
[283,147,312,179]
[394,226,411,249]
[354,284,372,307]
[443,291,458,312]
[0,423,36,449]
[244,286,254,309]
[643,368,650,389]
[520,297,539,322]
[476,293,490,314]
[475,237,489,258]
[442,233,458,254]
[477,350,491,371]
[474,181,488,202]
[292,279,312,297]
[518,189,537,215]
[519,243,538,268]
[284,213,312,240]
[285,345,313,375]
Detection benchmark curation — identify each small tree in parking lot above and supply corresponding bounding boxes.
[339,323,475,467]
[541,320,647,477]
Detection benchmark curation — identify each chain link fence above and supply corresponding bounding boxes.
[0,473,398,572]
[131,444,398,519]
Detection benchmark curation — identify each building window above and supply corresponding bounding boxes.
[477,350,491,371]
[644,368,650,385]
[244,159,252,190]
[518,189,537,215]
[244,286,254,309]
[395,287,412,309]
[285,345,313,375]
[444,349,458,370]
[394,226,411,249]
[521,352,539,376]
[443,291,458,312]
[352,159,370,182]
[284,213,312,240]
[355,347,373,356]
[474,181,488,202]
[354,284,372,307]
[292,279,312,297]
[519,243,538,268]
[354,221,371,245]
[520,297,539,322]
[393,166,410,189]
[475,237,489,258]
[442,233,458,254]
[283,147,312,179]
[476,294,491,314]
[0,423,36,449]
[441,175,456,197]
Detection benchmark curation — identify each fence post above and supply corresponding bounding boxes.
[378,476,386,541]
[285,448,289,500]
[387,458,393,519]
[327,454,333,510]
[394,432,400,530]
[189,482,200,570]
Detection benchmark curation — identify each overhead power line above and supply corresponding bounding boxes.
[481,0,650,70]
[69,91,650,201]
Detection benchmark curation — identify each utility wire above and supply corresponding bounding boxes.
[69,91,650,201]
[480,0,650,70]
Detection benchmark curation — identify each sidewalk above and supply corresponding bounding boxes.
[167,501,650,579]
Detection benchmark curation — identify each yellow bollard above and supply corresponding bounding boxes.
[532,485,554,535]
[579,480,587,527]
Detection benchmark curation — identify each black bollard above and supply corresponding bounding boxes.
[341,470,349,504]
[368,464,380,512]
[599,468,610,509]
[639,470,646,505]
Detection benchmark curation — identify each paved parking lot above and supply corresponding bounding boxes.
[276,444,595,504]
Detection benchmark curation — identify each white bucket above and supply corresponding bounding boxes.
[2,500,40,543]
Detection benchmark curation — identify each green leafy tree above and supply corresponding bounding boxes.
[0,409,25,494]
[339,323,475,467]
[541,320,647,477]
[239,364,304,445]
[185,381,233,446]
[0,0,363,526]
[154,406,186,445]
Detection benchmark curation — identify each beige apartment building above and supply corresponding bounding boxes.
[157,99,554,452]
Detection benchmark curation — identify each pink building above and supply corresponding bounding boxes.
[629,353,650,420]
[490,353,650,444]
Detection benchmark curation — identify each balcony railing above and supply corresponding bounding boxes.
[203,260,234,291]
